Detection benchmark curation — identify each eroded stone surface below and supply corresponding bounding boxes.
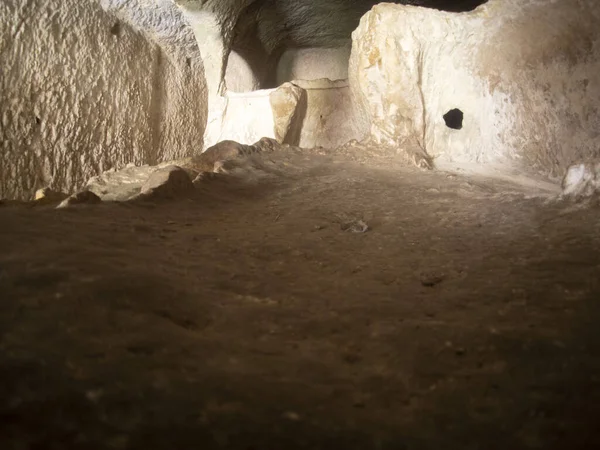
[139,165,194,199]
[179,1,484,149]
[225,50,262,93]
[190,137,279,172]
[57,190,102,209]
[80,138,280,201]
[292,79,366,149]
[269,83,307,145]
[1,150,599,450]
[562,162,600,198]
[86,164,161,202]
[276,46,352,84]
[212,90,278,146]
[349,0,600,175]
[0,0,207,200]
[213,79,361,150]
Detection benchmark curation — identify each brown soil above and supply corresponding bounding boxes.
[1,150,599,450]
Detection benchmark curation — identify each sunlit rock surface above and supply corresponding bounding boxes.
[349,0,600,175]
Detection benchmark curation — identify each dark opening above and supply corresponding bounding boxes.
[443,108,464,130]
[110,21,121,36]
[414,1,488,12]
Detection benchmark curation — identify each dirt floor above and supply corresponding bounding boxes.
[1,150,600,450]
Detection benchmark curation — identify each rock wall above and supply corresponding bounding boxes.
[210,47,362,149]
[99,0,200,59]
[216,91,277,144]
[208,80,363,149]
[225,51,261,92]
[0,0,207,200]
[270,83,307,145]
[276,47,351,84]
[293,79,366,149]
[349,0,600,176]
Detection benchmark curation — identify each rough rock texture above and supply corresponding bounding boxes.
[98,0,200,61]
[86,164,162,201]
[3,150,600,450]
[176,1,484,147]
[139,165,194,198]
[189,137,279,172]
[209,79,361,150]
[276,47,352,84]
[84,137,279,201]
[56,190,102,209]
[33,187,68,203]
[0,0,207,200]
[269,83,307,145]
[293,79,366,149]
[562,162,600,198]
[349,0,600,175]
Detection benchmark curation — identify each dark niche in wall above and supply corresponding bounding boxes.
[110,21,121,37]
[409,0,488,12]
[443,108,464,130]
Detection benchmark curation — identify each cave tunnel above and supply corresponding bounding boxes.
[227,0,489,91]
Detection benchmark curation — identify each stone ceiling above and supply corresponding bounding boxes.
[177,1,487,49]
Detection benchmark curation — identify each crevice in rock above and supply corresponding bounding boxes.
[443,108,464,130]
[149,47,166,166]
[110,21,121,36]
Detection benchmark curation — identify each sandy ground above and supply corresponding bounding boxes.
[1,150,599,449]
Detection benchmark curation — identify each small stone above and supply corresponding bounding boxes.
[340,219,369,233]
[420,271,445,287]
[57,190,101,209]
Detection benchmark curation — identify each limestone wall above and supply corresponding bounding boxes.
[276,47,351,85]
[0,0,207,200]
[225,51,261,93]
[293,79,366,149]
[349,0,600,176]
[207,79,363,150]
[217,90,277,144]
